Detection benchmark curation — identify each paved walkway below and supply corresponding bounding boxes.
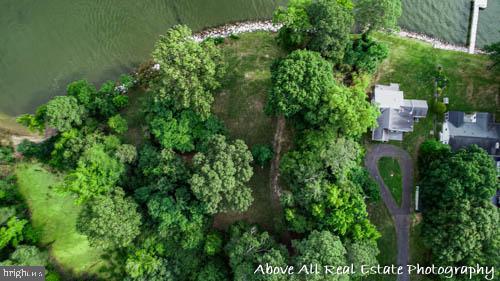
[365,144,413,281]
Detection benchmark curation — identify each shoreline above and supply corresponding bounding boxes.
[191,20,484,54]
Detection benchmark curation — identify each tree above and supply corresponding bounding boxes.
[356,0,402,32]
[343,35,389,74]
[293,230,347,281]
[7,245,48,266]
[150,111,194,152]
[419,145,499,266]
[115,144,137,164]
[190,135,254,214]
[307,0,354,63]
[266,50,334,117]
[16,105,47,133]
[251,145,274,167]
[345,240,379,279]
[197,260,230,281]
[484,41,500,71]
[273,0,312,49]
[310,82,379,137]
[204,232,223,256]
[151,25,224,119]
[108,114,128,134]
[62,144,124,204]
[67,79,97,108]
[77,188,141,249]
[431,101,447,115]
[45,96,86,132]
[225,223,289,281]
[0,217,27,249]
[124,236,176,281]
[147,194,207,250]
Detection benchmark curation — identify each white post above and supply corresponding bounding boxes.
[469,0,488,54]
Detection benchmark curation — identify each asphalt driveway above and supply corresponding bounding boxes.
[365,144,413,281]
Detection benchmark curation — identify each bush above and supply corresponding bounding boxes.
[343,35,388,74]
[251,144,273,167]
[0,146,14,164]
[349,167,380,202]
[229,34,240,40]
[16,138,55,162]
[432,101,447,115]
[108,114,128,134]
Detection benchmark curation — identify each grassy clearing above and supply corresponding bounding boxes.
[377,157,403,206]
[212,32,286,234]
[374,33,500,158]
[15,163,107,278]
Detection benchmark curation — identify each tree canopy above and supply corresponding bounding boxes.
[419,143,499,266]
[151,25,224,119]
[355,0,402,32]
[307,0,354,62]
[45,96,86,132]
[62,144,124,204]
[190,135,254,214]
[266,50,334,117]
[77,189,141,249]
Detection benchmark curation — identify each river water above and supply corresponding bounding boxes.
[0,0,284,116]
[400,0,500,48]
[0,0,498,116]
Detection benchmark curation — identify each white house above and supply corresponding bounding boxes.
[372,83,428,142]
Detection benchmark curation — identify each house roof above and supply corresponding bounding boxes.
[444,111,500,155]
[372,84,427,141]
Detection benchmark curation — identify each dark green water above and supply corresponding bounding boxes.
[400,0,500,47]
[0,0,284,116]
[1,0,499,116]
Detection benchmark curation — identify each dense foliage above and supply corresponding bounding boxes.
[151,25,225,119]
[8,7,394,278]
[190,135,254,214]
[418,141,499,267]
[355,0,402,32]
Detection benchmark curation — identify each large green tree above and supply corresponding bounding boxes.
[77,188,141,249]
[267,50,334,117]
[293,230,348,281]
[419,145,499,266]
[307,0,354,63]
[151,25,224,119]
[225,223,289,281]
[355,0,402,32]
[190,135,254,214]
[62,144,124,203]
[273,0,312,49]
[45,96,86,132]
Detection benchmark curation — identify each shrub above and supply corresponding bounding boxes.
[0,146,14,164]
[251,144,273,167]
[108,114,128,134]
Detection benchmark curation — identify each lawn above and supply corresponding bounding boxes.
[374,33,500,158]
[212,32,287,235]
[367,202,397,281]
[15,163,107,278]
[377,157,403,206]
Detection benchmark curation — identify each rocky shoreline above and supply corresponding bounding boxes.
[192,20,282,42]
[192,20,484,54]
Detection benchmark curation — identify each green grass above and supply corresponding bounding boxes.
[374,33,500,158]
[377,157,403,206]
[212,32,286,234]
[367,202,397,281]
[15,163,107,278]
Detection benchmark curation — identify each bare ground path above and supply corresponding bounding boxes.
[365,144,413,281]
[269,116,292,245]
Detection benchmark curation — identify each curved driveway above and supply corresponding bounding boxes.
[365,144,413,281]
